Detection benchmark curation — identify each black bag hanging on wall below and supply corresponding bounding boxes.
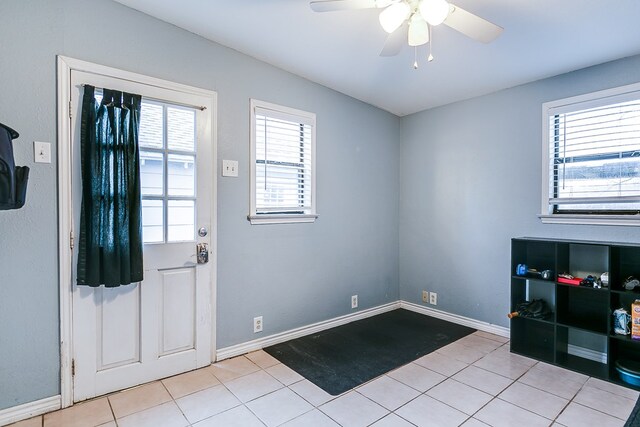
[0,123,29,210]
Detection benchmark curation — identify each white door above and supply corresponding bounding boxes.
[69,70,215,402]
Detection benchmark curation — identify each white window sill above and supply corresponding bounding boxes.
[539,214,640,227]
[248,214,318,225]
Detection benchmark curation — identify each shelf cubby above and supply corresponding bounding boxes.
[609,338,640,388]
[610,246,640,292]
[556,285,608,334]
[512,239,556,275]
[556,325,608,379]
[511,317,554,363]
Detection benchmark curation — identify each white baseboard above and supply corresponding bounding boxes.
[217,300,511,361]
[1,302,509,424]
[216,302,401,360]
[0,395,60,426]
[568,344,607,364]
[399,301,511,338]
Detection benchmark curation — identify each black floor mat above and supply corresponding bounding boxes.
[264,308,475,395]
[626,395,640,427]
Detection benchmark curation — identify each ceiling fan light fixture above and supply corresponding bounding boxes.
[408,14,429,46]
[419,0,450,26]
[379,2,410,33]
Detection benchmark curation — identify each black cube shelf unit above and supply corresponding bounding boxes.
[511,237,640,388]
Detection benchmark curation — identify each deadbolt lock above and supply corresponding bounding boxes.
[196,243,209,264]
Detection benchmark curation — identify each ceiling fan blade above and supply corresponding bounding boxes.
[379,24,408,56]
[443,4,503,43]
[310,0,380,12]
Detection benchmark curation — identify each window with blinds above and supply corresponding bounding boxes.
[249,99,317,224]
[543,85,640,219]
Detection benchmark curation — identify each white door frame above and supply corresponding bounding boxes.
[56,55,218,408]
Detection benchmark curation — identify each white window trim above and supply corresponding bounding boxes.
[540,81,640,227]
[249,99,317,225]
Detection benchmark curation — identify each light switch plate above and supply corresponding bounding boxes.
[222,160,238,177]
[34,141,51,164]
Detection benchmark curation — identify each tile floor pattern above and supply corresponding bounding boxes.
[9,330,639,427]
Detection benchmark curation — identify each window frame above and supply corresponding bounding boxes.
[540,81,640,226]
[139,100,199,244]
[248,99,317,225]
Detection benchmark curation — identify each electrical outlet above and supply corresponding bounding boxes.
[422,290,429,303]
[429,292,437,305]
[222,159,239,177]
[253,316,263,333]
[351,295,358,309]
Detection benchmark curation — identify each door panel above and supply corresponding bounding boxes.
[159,267,196,356]
[97,285,141,369]
[70,69,214,402]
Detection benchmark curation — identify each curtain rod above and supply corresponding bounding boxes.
[80,84,207,111]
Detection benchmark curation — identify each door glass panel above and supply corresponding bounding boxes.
[168,200,195,242]
[168,154,195,197]
[139,100,197,243]
[142,199,164,243]
[167,107,195,152]
[139,102,164,149]
[140,151,164,196]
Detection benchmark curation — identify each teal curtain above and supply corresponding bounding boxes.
[77,85,143,287]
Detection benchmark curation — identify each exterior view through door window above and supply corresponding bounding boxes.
[139,101,197,243]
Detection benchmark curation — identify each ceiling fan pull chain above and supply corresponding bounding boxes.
[413,46,419,69]
[428,24,434,62]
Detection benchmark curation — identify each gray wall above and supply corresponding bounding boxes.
[399,54,640,328]
[3,0,639,414]
[0,0,399,410]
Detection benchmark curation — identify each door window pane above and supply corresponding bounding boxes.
[139,100,197,243]
[168,200,195,242]
[168,107,195,152]
[168,154,195,197]
[140,151,164,196]
[142,199,164,243]
[139,102,164,149]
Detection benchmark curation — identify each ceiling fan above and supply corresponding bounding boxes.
[310,0,503,67]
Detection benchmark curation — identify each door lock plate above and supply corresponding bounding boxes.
[197,243,209,264]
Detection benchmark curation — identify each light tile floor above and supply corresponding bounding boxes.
[9,331,639,427]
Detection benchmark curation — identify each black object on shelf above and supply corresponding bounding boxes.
[0,122,29,210]
[511,238,640,389]
[508,299,551,320]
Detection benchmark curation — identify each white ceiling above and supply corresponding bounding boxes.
[113,0,640,116]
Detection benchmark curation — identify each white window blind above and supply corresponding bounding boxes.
[250,100,316,224]
[547,91,640,214]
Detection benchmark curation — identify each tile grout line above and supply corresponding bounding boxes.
[375,343,517,426]
[564,381,636,422]
[105,394,118,427]
[487,360,569,424]
[159,378,193,427]
[403,344,546,426]
[470,356,635,425]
